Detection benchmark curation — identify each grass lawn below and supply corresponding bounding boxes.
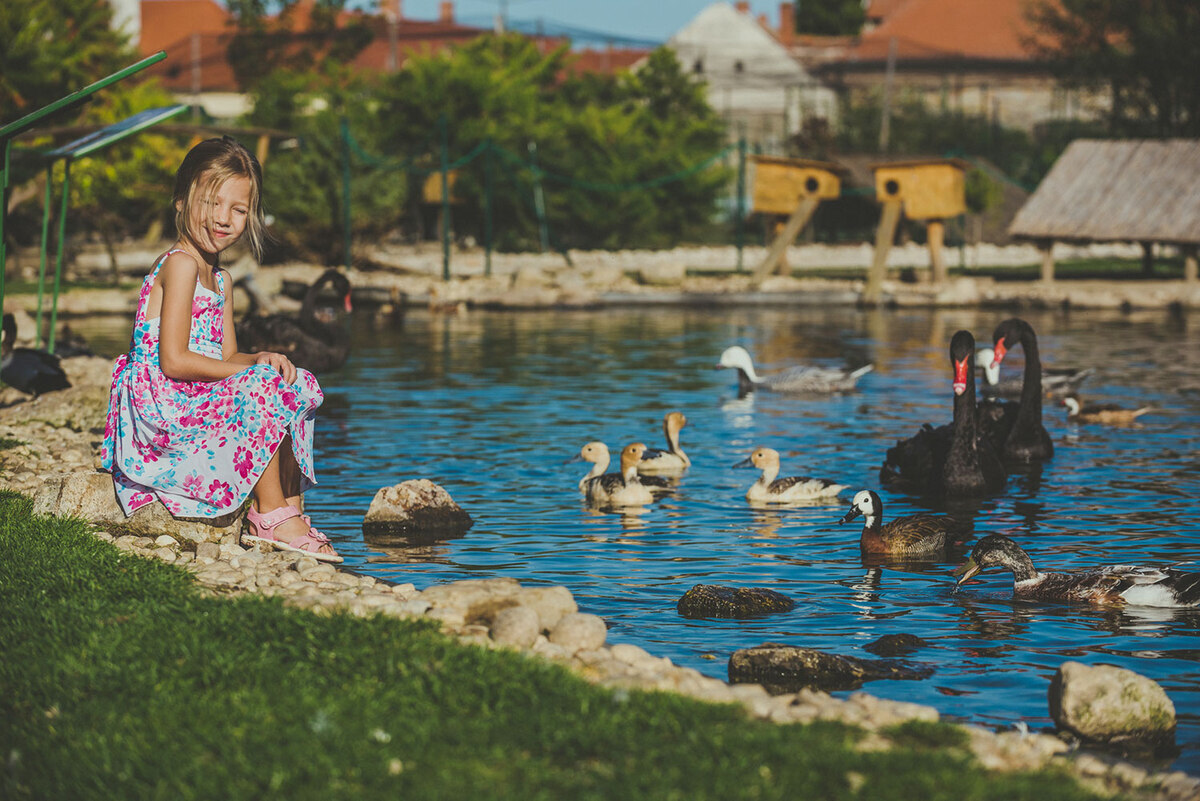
[0,493,1113,800]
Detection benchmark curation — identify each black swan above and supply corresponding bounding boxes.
[1,314,70,396]
[879,330,1006,497]
[986,318,1054,463]
[235,269,352,374]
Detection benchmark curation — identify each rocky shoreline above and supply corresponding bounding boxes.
[7,241,1200,320]
[3,355,1198,800]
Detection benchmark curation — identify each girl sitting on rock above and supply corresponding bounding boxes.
[101,136,341,563]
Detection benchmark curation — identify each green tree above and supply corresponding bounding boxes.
[0,0,136,119]
[794,0,865,36]
[65,82,188,278]
[1025,0,1200,136]
[246,66,405,264]
[225,0,375,91]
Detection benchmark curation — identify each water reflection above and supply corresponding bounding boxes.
[69,303,1200,774]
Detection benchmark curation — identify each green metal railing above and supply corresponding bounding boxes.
[0,52,167,348]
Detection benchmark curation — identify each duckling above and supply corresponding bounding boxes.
[1061,393,1151,426]
[734,446,847,503]
[638,411,690,474]
[838,489,969,556]
[954,534,1200,607]
[570,441,611,491]
[716,345,872,395]
[583,442,656,508]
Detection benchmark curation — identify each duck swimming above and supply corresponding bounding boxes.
[638,411,690,474]
[986,318,1054,463]
[954,534,1200,608]
[880,330,1006,497]
[716,345,872,395]
[734,446,847,503]
[1061,393,1151,426]
[236,269,353,374]
[579,442,656,508]
[976,346,1092,399]
[1,314,70,397]
[839,490,969,556]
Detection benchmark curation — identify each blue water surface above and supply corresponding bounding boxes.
[92,303,1200,772]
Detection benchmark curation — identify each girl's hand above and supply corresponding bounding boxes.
[255,352,297,385]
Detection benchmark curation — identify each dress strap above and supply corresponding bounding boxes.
[135,248,191,326]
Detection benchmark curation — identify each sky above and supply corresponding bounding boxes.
[394,1,785,46]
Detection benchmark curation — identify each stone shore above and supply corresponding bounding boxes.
[11,241,1200,320]
[2,304,1198,800]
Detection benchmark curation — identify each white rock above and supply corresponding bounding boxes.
[548,612,606,652]
[490,606,541,649]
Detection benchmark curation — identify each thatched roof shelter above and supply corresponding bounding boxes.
[1009,139,1200,245]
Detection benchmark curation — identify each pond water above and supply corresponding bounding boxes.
[83,303,1200,772]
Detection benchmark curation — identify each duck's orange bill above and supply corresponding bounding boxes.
[953,356,970,395]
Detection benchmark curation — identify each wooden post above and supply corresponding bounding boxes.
[927,219,946,284]
[752,195,820,282]
[864,198,902,304]
[1185,245,1198,283]
[1141,241,1155,276]
[1039,239,1055,283]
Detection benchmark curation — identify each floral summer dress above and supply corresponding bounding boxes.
[101,250,323,519]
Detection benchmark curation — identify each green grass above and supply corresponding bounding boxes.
[0,492,1113,800]
[0,438,25,451]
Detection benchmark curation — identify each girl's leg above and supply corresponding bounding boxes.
[277,434,303,511]
[251,443,334,556]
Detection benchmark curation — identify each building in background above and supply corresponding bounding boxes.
[666,2,837,149]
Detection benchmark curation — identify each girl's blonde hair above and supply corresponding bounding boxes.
[173,136,268,260]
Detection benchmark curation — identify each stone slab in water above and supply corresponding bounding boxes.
[728,643,934,693]
[362,479,473,542]
[676,584,794,619]
[1050,661,1176,749]
[864,633,928,657]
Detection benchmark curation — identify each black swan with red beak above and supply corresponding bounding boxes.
[235,269,353,375]
[986,318,1054,463]
[880,330,1006,497]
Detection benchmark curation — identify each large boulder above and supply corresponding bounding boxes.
[1049,661,1176,748]
[676,584,794,619]
[362,479,473,542]
[728,643,933,693]
[32,471,242,544]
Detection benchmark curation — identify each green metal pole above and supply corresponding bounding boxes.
[48,158,71,354]
[440,114,450,282]
[483,141,493,278]
[341,117,352,271]
[0,140,9,340]
[735,137,747,273]
[528,141,548,253]
[35,164,53,346]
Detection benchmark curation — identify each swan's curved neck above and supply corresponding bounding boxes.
[1015,327,1044,426]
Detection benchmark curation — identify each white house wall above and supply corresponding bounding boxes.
[668,3,837,144]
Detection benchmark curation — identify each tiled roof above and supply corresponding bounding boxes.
[140,0,231,54]
[847,0,1039,63]
[566,47,650,76]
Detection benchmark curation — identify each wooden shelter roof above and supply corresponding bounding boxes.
[1009,139,1200,245]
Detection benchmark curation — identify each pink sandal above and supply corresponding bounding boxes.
[243,504,343,563]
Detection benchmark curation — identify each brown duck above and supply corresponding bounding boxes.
[955,534,1200,607]
[839,490,969,556]
[1061,393,1151,425]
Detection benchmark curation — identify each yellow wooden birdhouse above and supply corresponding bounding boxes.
[748,155,845,282]
[870,158,967,220]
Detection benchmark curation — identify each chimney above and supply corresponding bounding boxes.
[735,1,750,13]
[439,1,454,23]
[779,2,794,45]
[757,13,769,28]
